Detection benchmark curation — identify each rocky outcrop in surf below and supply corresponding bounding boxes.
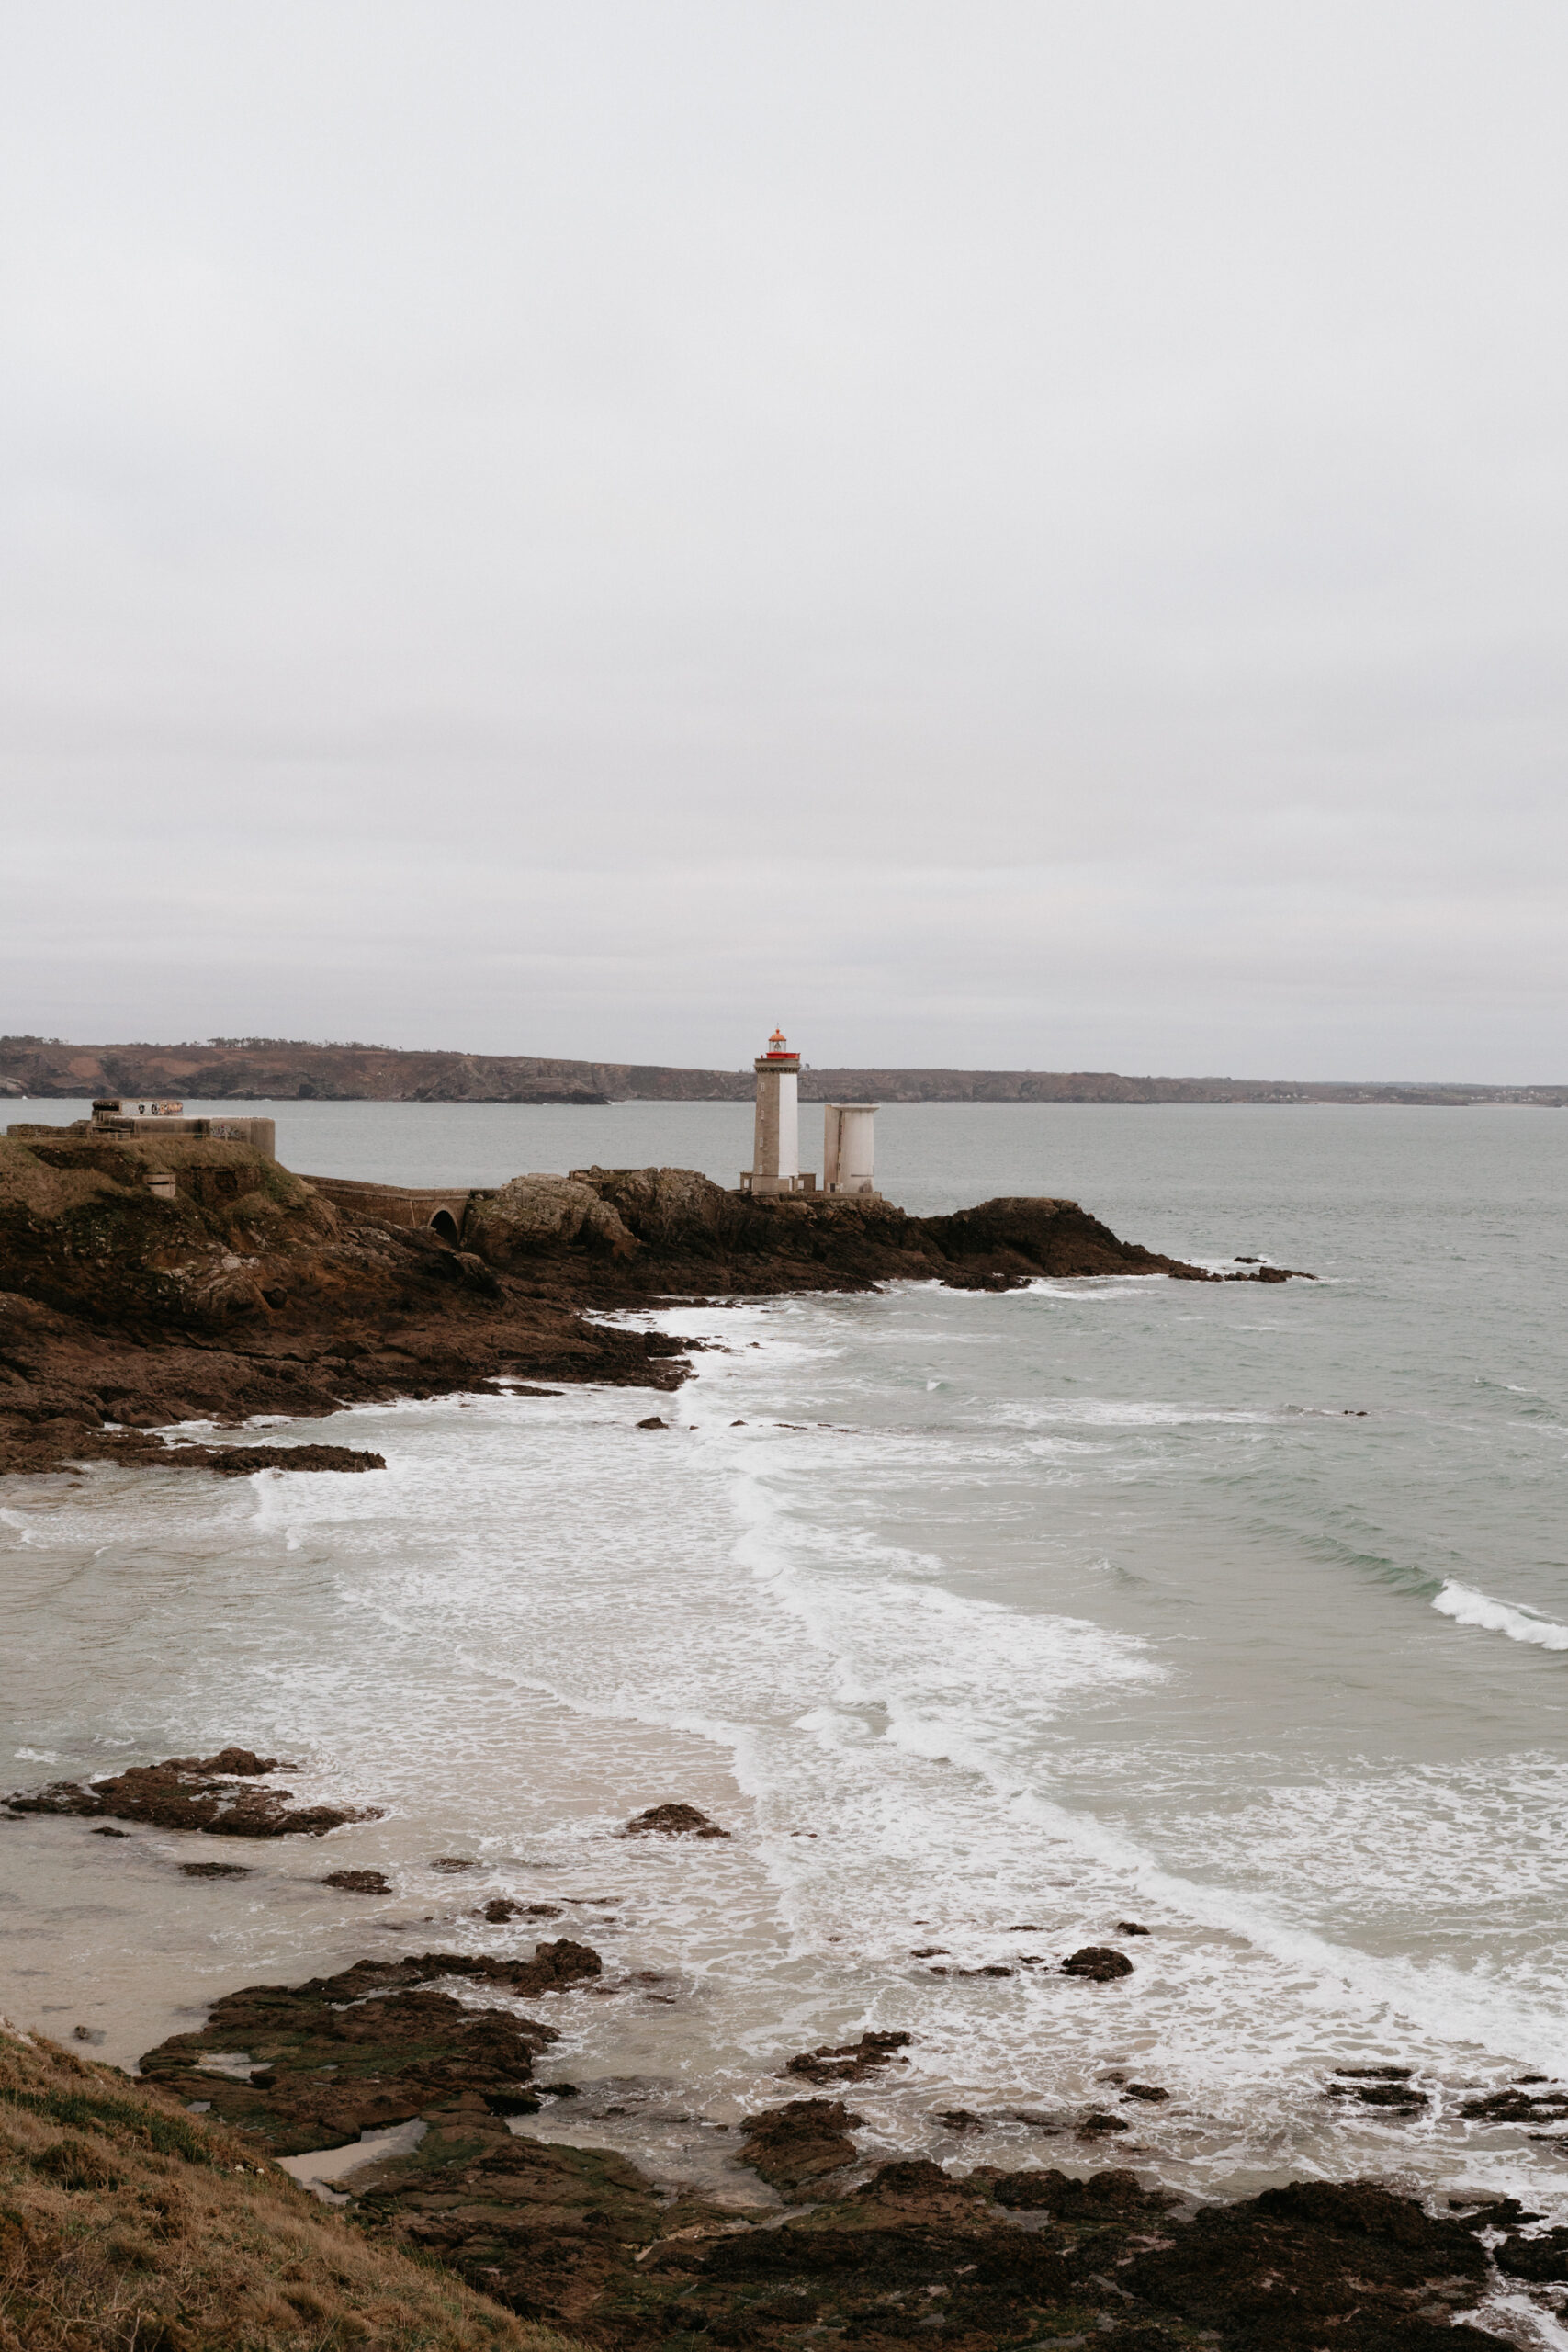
[0,1129,1311,1476]
[470,1163,1248,1297]
[2,1748,382,1838]
[137,1946,603,2156]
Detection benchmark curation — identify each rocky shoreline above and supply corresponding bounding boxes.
[0,1132,1307,1477]
[22,1136,1527,2346]
[4,1749,1565,2346]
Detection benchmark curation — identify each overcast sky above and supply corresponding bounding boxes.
[3,3,1565,1078]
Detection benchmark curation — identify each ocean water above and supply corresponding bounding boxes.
[6,1102,1568,2243]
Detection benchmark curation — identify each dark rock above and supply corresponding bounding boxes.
[637,1415,668,1430]
[1496,2225,1568,2281]
[1061,1945,1133,1981]
[1078,2109,1131,2135]
[321,1869,391,1893]
[179,1861,254,1879]
[1460,2085,1568,2122]
[513,1938,603,1995]
[4,1749,378,1838]
[933,2108,987,2132]
[909,1945,948,1957]
[992,2165,1174,2216]
[783,2030,912,2086]
[482,2088,542,2117]
[480,1897,524,1922]
[137,1946,596,2156]
[1325,2080,1428,2112]
[1115,1919,1152,1935]
[1448,2195,1541,2223]
[167,1442,386,1474]
[353,2116,686,2329]
[91,1826,130,1838]
[623,1803,730,1838]
[430,1855,478,1871]
[1123,2178,1491,2346]
[739,2097,863,2192]
[1122,2083,1169,2103]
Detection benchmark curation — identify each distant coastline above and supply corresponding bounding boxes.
[2,1035,1563,1107]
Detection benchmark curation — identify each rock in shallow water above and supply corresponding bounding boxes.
[622,1802,730,1838]
[138,1943,601,2157]
[1061,1944,1134,1981]
[738,2096,863,2191]
[782,2029,913,2085]
[3,1748,381,1838]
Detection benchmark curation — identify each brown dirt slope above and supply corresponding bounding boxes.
[0,2022,577,2352]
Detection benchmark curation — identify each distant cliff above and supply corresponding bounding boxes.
[1,1036,1563,1107]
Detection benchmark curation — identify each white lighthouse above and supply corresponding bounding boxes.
[739,1028,807,1194]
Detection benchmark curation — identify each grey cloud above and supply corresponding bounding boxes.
[3,1,1566,1076]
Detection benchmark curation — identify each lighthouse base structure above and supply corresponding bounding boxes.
[739,1170,816,1194]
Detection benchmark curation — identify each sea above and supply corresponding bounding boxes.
[6,1098,1568,2275]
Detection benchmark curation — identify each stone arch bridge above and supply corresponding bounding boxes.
[301,1175,492,1247]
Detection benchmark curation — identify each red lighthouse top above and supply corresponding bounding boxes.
[761,1027,799,1064]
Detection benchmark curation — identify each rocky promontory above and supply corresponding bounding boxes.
[0,1130,1305,1476]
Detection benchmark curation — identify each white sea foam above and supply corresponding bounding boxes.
[11,1246,1568,2215]
[993,1397,1280,1430]
[1432,1580,1568,1651]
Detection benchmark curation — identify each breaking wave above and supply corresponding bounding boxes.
[1432,1580,1568,1651]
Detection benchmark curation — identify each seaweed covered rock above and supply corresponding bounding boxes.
[782,2029,912,2085]
[738,2098,862,2192]
[137,1948,597,2156]
[623,1802,729,1838]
